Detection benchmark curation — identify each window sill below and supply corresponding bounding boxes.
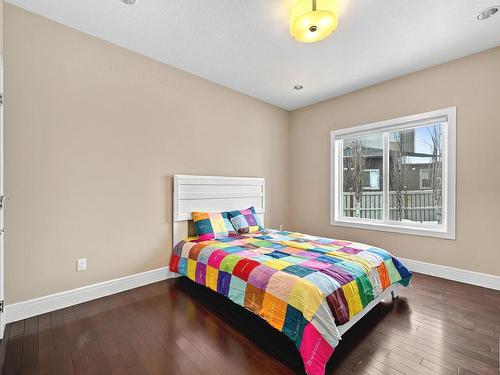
[330,218,455,240]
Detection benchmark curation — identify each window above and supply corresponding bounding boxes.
[331,107,456,239]
[363,169,381,190]
[420,169,431,190]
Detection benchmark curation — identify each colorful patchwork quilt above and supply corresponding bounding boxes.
[169,230,411,375]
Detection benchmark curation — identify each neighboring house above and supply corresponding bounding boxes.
[343,128,440,192]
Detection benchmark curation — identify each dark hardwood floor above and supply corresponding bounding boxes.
[1,272,499,375]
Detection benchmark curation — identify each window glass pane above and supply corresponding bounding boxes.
[388,123,444,224]
[342,133,383,220]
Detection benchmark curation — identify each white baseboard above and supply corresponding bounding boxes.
[399,257,500,291]
[6,267,180,324]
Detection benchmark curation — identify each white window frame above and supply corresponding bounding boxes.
[330,107,456,240]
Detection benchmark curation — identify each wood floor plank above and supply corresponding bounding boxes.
[50,310,75,375]
[3,320,24,375]
[37,313,54,375]
[1,272,499,375]
[0,324,12,374]
[20,316,38,375]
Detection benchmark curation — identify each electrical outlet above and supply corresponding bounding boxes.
[279,224,284,231]
[77,258,87,271]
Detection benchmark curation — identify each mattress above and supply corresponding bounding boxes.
[169,229,412,375]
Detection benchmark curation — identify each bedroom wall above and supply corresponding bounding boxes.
[289,46,500,277]
[4,4,289,304]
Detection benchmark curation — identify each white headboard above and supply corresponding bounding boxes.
[173,175,265,247]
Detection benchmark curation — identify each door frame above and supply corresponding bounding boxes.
[0,55,5,339]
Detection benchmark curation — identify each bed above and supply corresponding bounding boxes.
[169,175,412,375]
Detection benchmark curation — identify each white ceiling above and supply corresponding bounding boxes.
[6,0,500,110]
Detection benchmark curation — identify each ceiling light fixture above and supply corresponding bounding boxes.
[294,84,304,90]
[122,0,136,4]
[290,0,339,43]
[477,6,499,20]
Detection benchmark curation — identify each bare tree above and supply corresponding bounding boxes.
[427,125,443,224]
[391,131,410,221]
[345,139,365,218]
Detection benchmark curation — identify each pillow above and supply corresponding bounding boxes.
[227,206,263,234]
[192,211,236,240]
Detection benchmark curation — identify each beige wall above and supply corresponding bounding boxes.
[4,4,289,304]
[289,46,500,277]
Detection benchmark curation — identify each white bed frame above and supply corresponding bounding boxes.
[172,174,398,338]
[337,283,399,335]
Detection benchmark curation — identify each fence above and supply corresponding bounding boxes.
[343,190,441,222]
